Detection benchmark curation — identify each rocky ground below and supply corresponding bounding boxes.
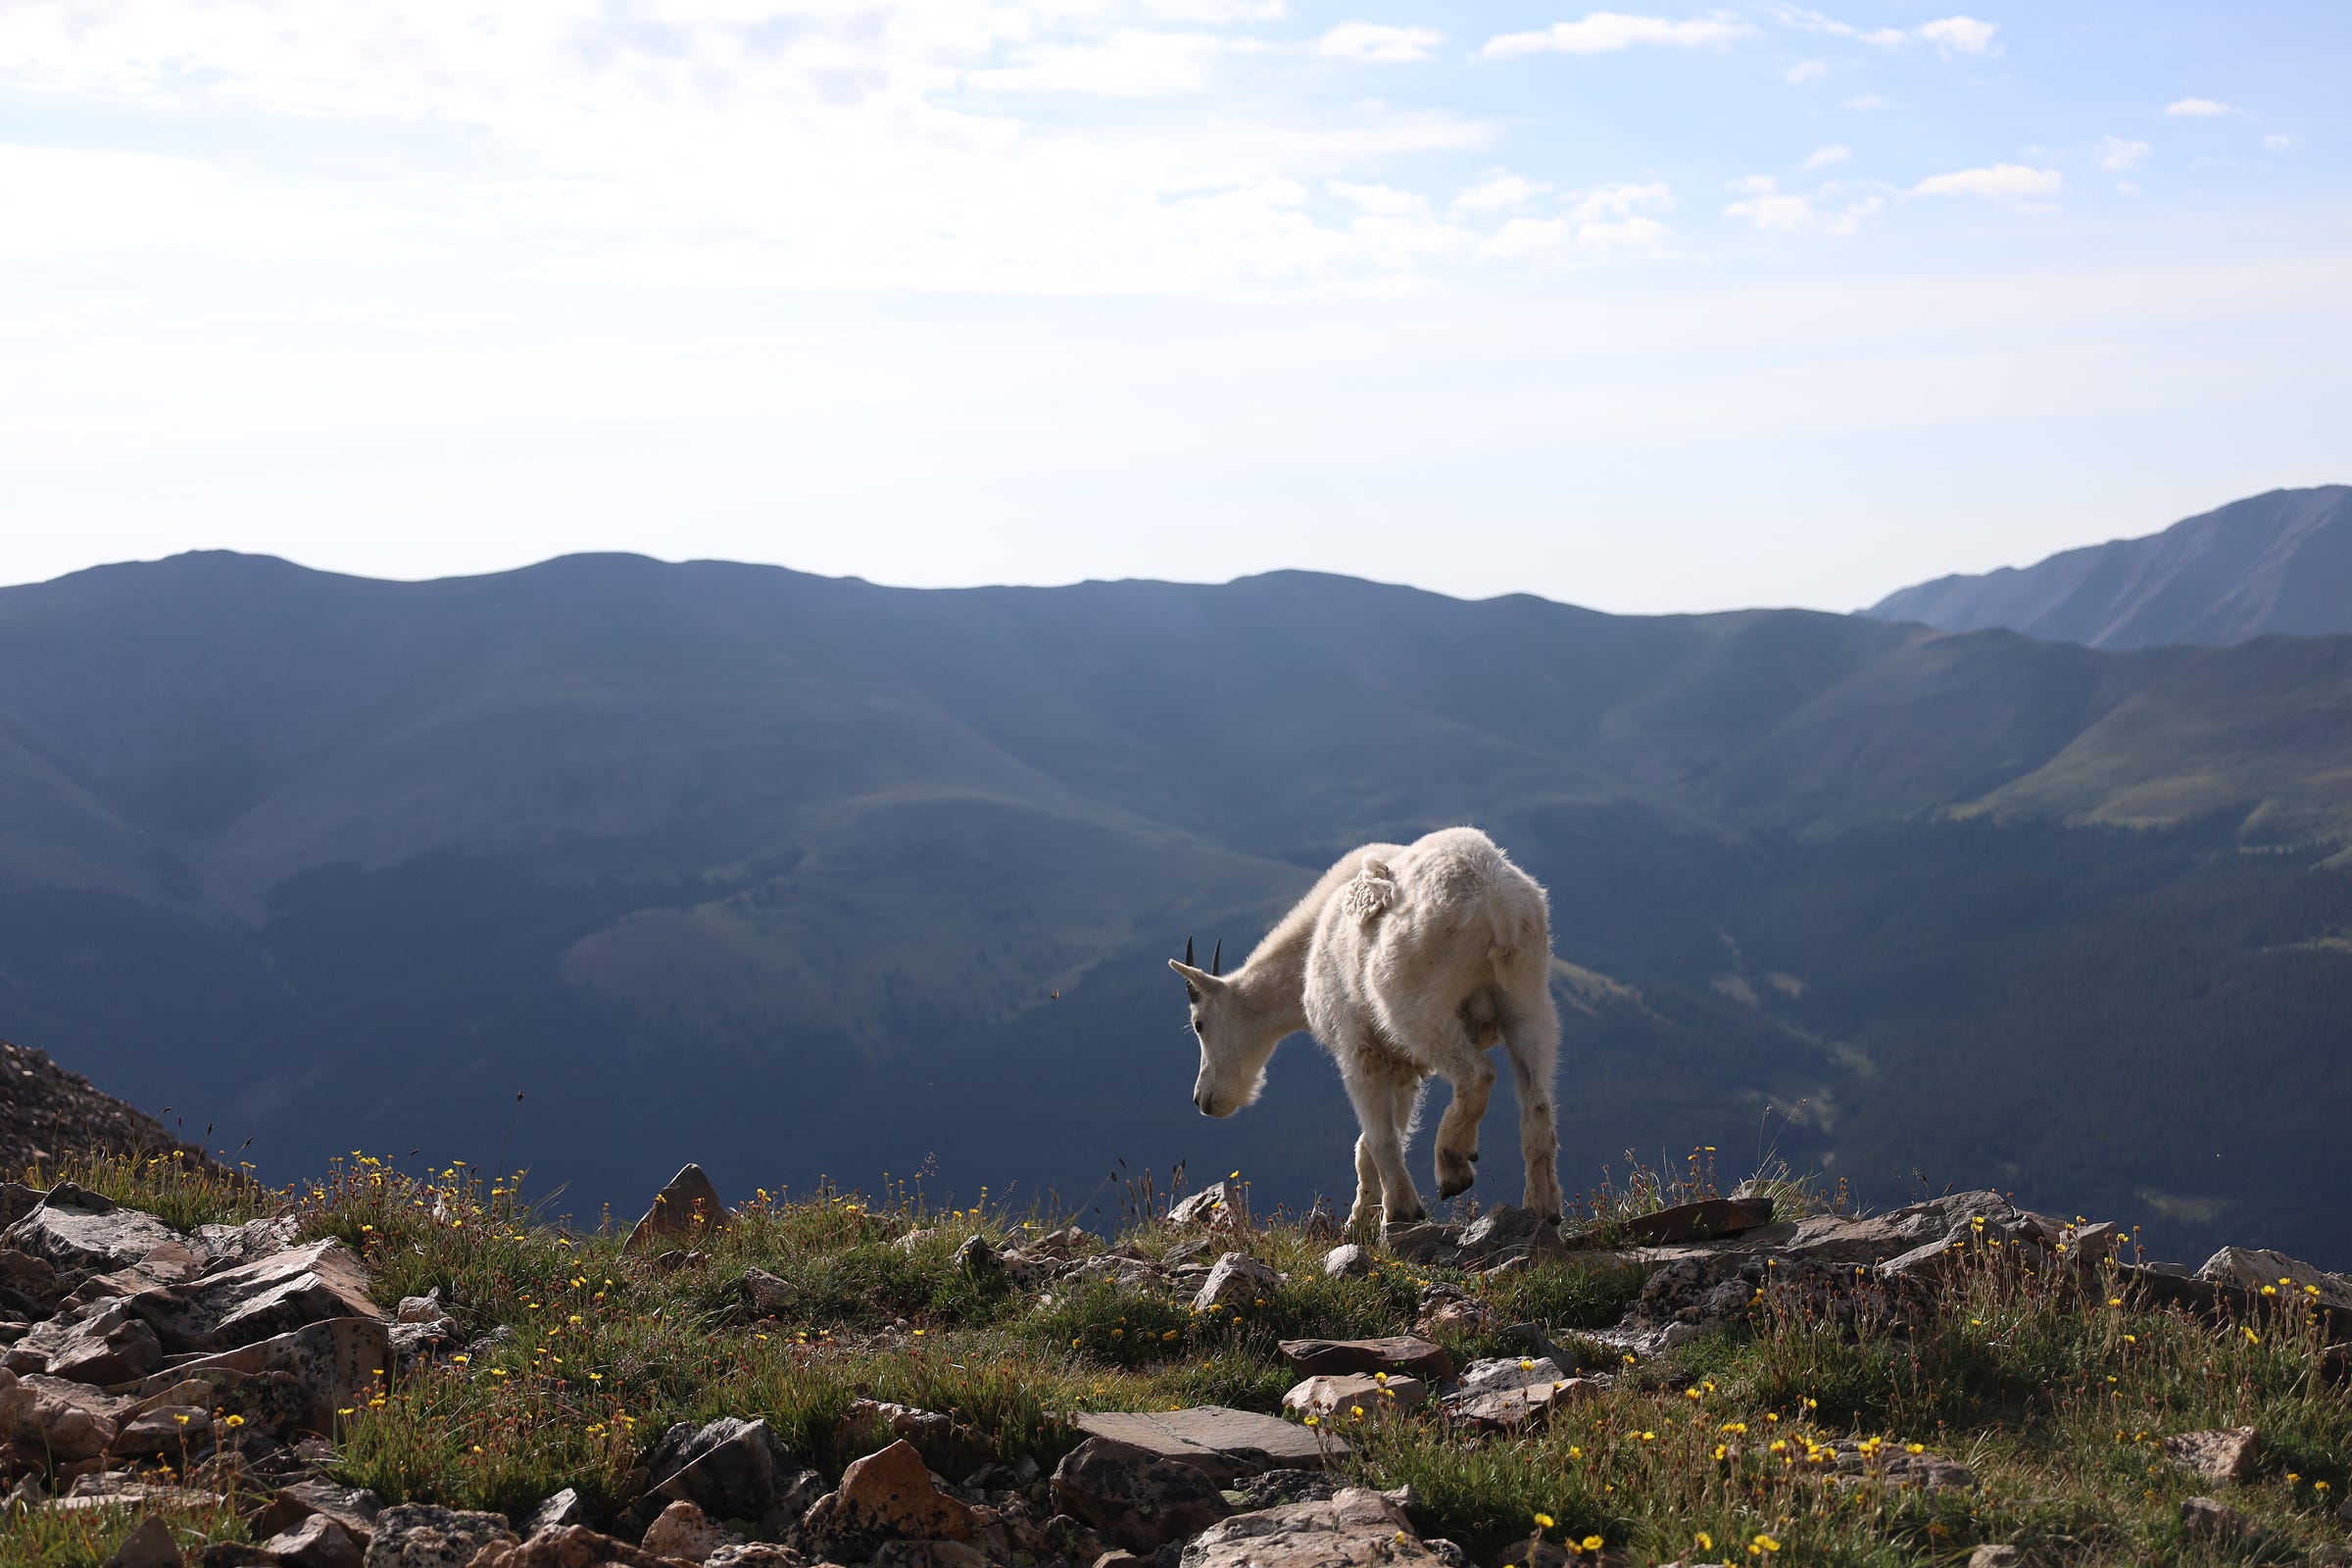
[0,1043,216,1182]
[3,1153,2350,1568]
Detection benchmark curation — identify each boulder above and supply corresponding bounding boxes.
[125,1238,382,1352]
[623,1165,729,1255]
[467,1526,672,1568]
[0,1366,132,1460]
[1280,1375,1426,1419]
[2197,1249,2352,1314]
[1194,1255,1279,1314]
[642,1498,741,1562]
[1319,1247,1370,1280]
[104,1514,185,1568]
[7,1298,164,1384]
[1277,1337,1451,1383]
[1167,1183,1247,1229]
[191,1216,304,1268]
[1071,1408,1342,1483]
[0,1187,180,1285]
[0,1183,43,1231]
[145,1316,391,1438]
[1051,1437,1229,1552]
[802,1438,974,1558]
[2160,1427,2262,1487]
[1178,1488,1449,1568]
[61,1240,211,1309]
[111,1405,215,1458]
[359,1503,515,1568]
[1455,1205,1555,1261]
[264,1514,367,1568]
[624,1416,820,1535]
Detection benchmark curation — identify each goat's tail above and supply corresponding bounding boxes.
[1340,858,1398,924]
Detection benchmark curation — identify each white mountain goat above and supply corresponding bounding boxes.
[1168,826,1563,1231]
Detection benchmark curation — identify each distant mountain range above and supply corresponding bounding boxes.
[3,536,2350,1261]
[1866,486,2352,649]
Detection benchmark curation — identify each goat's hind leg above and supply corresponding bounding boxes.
[1499,982,1565,1223]
[1423,1014,1497,1203]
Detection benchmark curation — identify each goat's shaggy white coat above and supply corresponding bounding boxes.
[1169,827,1563,1231]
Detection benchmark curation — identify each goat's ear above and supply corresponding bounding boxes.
[1168,958,1221,995]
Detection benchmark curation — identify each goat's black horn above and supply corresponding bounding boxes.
[1185,937,1195,967]
[1210,939,1222,976]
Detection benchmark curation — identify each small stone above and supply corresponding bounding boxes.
[808,1438,974,1545]
[1280,1374,1427,1418]
[623,1164,729,1255]
[265,1514,366,1568]
[1071,1407,1343,1482]
[2179,1495,2251,1541]
[1167,1183,1247,1229]
[2160,1427,2261,1487]
[1194,1254,1279,1314]
[1178,1488,1447,1568]
[112,1405,215,1458]
[105,1515,185,1568]
[394,1291,444,1325]
[1444,1377,1599,1434]
[253,1478,383,1545]
[359,1502,515,1568]
[953,1237,1004,1281]
[742,1268,792,1317]
[1320,1246,1370,1279]
[641,1499,739,1563]
[1278,1337,1452,1383]
[1965,1548,2022,1568]
[1052,1437,1230,1552]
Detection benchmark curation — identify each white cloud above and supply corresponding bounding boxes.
[1722,174,1878,234]
[1844,93,1890,111]
[1453,172,1548,213]
[2165,98,2232,118]
[1726,191,1815,230]
[1330,181,1429,217]
[1478,218,1571,258]
[2264,133,2303,153]
[1803,143,1851,169]
[1786,58,1827,83]
[1313,22,1444,63]
[2096,136,2149,172]
[1481,13,1752,59]
[971,29,1235,96]
[1569,181,1676,221]
[1577,215,1674,250]
[1909,163,2063,203]
[1474,182,1678,258]
[1770,7,1996,54]
[1915,16,1997,54]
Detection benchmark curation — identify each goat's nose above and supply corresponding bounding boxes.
[1193,1092,1210,1114]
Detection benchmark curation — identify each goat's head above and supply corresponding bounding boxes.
[1168,937,1270,1118]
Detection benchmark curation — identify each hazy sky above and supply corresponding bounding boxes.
[3,2,2346,612]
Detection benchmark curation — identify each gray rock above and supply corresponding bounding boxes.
[191,1217,305,1268]
[2197,1248,2352,1312]
[1167,1183,1247,1228]
[253,1478,384,1545]
[144,1315,392,1439]
[361,1504,516,1568]
[1178,1488,1447,1568]
[1281,1374,1427,1418]
[1220,1471,1340,1512]
[266,1514,367,1568]
[0,1248,61,1318]
[624,1415,819,1535]
[520,1486,595,1538]
[1443,1376,1598,1434]
[802,1437,975,1558]
[394,1290,444,1325]
[1071,1407,1343,1483]
[112,1405,216,1458]
[642,1498,741,1563]
[1279,1336,1452,1383]
[954,1236,1004,1281]
[7,1298,164,1384]
[1319,1246,1370,1279]
[1965,1549,2022,1568]
[1193,1254,1279,1314]
[623,1164,729,1255]
[1379,1224,1456,1265]
[0,1186,180,1286]
[123,1238,382,1353]
[704,1547,810,1568]
[2160,1427,2262,1487]
[104,1514,185,1568]
[0,1183,44,1231]
[2179,1495,2251,1542]
[741,1268,793,1318]
[1455,1204,1553,1260]
[1052,1437,1229,1552]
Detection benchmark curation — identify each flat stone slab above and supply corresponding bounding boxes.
[1277,1336,1452,1382]
[1072,1406,1344,1482]
[1615,1197,1775,1246]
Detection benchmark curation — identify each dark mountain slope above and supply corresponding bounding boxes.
[1866,486,2352,649]
[2,553,2350,1260]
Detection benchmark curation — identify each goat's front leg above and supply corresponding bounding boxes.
[1502,986,1564,1223]
[1344,1132,1382,1235]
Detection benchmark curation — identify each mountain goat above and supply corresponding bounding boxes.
[1168,826,1563,1232]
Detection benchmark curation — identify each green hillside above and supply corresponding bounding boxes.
[1,553,2349,1263]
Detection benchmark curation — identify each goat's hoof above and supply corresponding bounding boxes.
[1437,1168,1475,1200]
[1467,1151,1480,1163]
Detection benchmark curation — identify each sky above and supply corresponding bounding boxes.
[1,2,2346,613]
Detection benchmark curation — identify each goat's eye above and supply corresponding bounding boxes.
[1192,1020,1205,1037]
